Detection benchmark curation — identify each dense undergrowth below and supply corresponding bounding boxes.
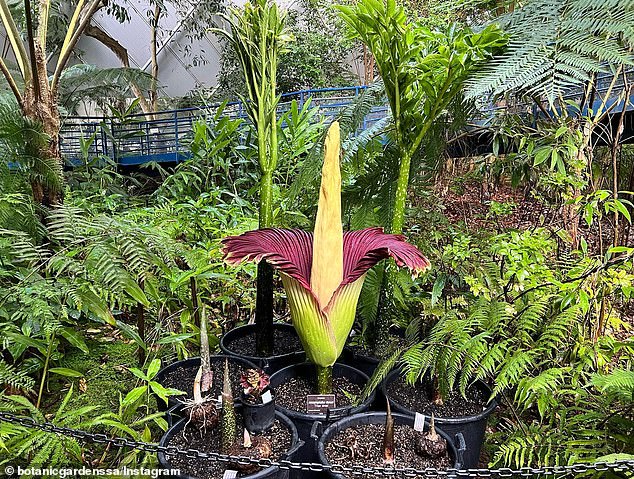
[0,95,632,474]
[0,0,633,474]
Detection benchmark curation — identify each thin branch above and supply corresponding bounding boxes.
[83,24,153,115]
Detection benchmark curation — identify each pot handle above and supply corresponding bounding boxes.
[283,439,305,461]
[310,420,323,440]
[166,403,181,427]
[454,432,467,470]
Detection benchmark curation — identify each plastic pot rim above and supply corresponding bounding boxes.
[315,411,464,474]
[269,362,376,422]
[154,355,259,410]
[382,369,498,424]
[220,323,305,364]
[157,408,301,479]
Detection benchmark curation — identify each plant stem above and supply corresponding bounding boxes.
[37,332,55,408]
[389,148,412,235]
[221,360,236,453]
[372,147,411,355]
[373,263,397,356]
[255,168,275,356]
[136,278,145,365]
[190,276,200,328]
[316,365,333,394]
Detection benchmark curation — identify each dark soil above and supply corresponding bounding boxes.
[166,417,293,479]
[276,376,362,414]
[227,327,303,357]
[324,423,451,478]
[159,358,246,404]
[386,376,488,418]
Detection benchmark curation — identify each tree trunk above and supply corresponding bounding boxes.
[22,43,63,206]
[149,3,161,115]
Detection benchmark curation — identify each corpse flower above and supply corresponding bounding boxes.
[223,122,429,393]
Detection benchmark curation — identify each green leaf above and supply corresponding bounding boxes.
[613,199,632,223]
[94,418,138,437]
[122,386,148,407]
[533,147,551,166]
[128,367,147,381]
[123,278,149,306]
[609,246,634,254]
[115,320,147,351]
[431,275,446,306]
[156,333,196,345]
[149,381,183,405]
[60,327,89,354]
[146,359,161,380]
[554,125,568,138]
[48,367,83,378]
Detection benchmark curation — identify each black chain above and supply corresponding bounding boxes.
[1,411,633,478]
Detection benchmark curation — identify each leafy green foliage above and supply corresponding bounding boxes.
[125,359,183,407]
[0,386,97,469]
[0,97,59,235]
[57,65,155,115]
[396,227,634,467]
[467,0,634,100]
[216,0,352,96]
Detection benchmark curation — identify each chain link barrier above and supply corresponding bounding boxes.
[1,411,633,478]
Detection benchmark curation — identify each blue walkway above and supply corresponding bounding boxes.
[59,71,634,166]
[59,86,387,166]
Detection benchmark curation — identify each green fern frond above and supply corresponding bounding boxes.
[467,0,634,100]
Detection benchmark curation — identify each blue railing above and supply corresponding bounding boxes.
[60,71,634,166]
[59,86,388,166]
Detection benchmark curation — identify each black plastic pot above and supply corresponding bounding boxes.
[220,323,306,374]
[315,412,465,479]
[270,362,376,440]
[242,392,276,434]
[158,407,302,479]
[154,355,258,413]
[382,369,497,468]
[340,328,407,379]
[269,361,375,479]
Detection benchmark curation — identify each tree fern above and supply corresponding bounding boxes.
[467,0,634,101]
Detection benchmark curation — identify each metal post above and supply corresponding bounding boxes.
[111,118,117,164]
[174,111,179,162]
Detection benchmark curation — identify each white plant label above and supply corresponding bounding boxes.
[222,470,238,479]
[414,412,426,432]
[261,390,273,404]
[217,395,222,405]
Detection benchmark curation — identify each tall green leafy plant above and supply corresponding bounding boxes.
[337,0,505,353]
[213,0,292,355]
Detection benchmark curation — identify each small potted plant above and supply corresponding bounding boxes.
[154,306,258,415]
[241,368,276,434]
[316,402,465,478]
[222,122,429,443]
[159,360,302,479]
[381,354,498,468]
